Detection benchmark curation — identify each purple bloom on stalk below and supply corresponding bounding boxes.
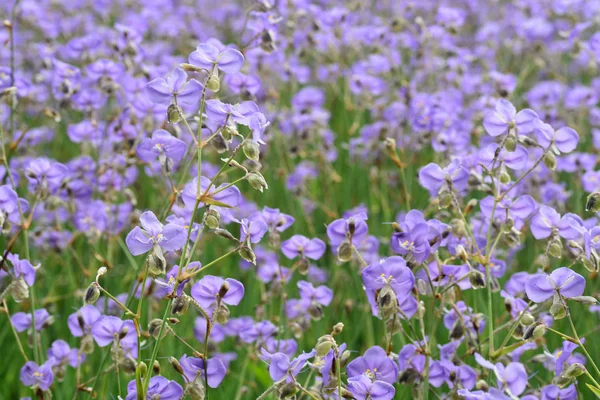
[68,305,102,336]
[280,235,326,260]
[179,354,227,387]
[0,184,28,224]
[20,359,55,391]
[553,341,583,377]
[237,216,268,244]
[525,267,585,303]
[541,384,577,400]
[125,211,187,255]
[418,159,468,194]
[47,340,82,368]
[91,317,138,357]
[239,320,277,344]
[534,120,579,153]
[362,256,415,312]
[188,43,245,74]
[12,309,51,332]
[347,374,395,400]
[25,158,67,194]
[429,361,476,390]
[390,223,431,263]
[530,205,573,240]
[479,144,529,171]
[126,376,183,400]
[347,346,399,384]
[483,99,538,137]
[259,207,294,232]
[260,348,316,382]
[480,195,536,225]
[191,275,244,314]
[298,281,333,305]
[181,176,241,209]
[326,212,368,247]
[474,353,527,396]
[5,253,37,286]
[146,67,203,108]
[136,129,187,164]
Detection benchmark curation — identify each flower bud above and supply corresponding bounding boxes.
[81,334,95,354]
[571,296,598,305]
[278,382,300,399]
[438,191,453,209]
[544,152,557,170]
[84,283,101,304]
[586,192,600,212]
[469,270,486,289]
[11,279,29,302]
[550,303,567,320]
[332,322,344,335]
[246,171,268,192]
[222,125,238,141]
[215,228,237,241]
[336,241,353,262]
[315,335,334,356]
[243,140,260,161]
[148,319,168,339]
[548,238,563,258]
[554,375,572,389]
[214,304,230,324]
[238,246,256,264]
[298,258,310,275]
[152,360,161,375]
[207,74,220,92]
[137,362,148,379]
[505,133,517,152]
[167,104,183,124]
[456,245,468,262]
[475,379,489,391]
[205,209,220,230]
[148,246,167,276]
[170,357,184,375]
[211,133,229,153]
[499,170,511,184]
[450,322,464,340]
[520,312,535,326]
[563,363,586,379]
[171,296,189,315]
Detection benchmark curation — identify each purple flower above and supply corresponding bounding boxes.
[530,205,573,240]
[525,267,586,303]
[136,130,187,164]
[25,158,67,194]
[191,275,244,314]
[125,211,187,256]
[179,354,227,388]
[259,207,294,232]
[0,185,28,224]
[181,176,241,209]
[326,212,368,248]
[390,223,431,263]
[91,316,137,358]
[67,305,102,336]
[20,359,55,391]
[260,348,316,382]
[541,384,577,400]
[479,144,529,171]
[474,353,527,396]
[146,67,203,108]
[48,340,82,368]
[239,320,277,344]
[237,216,268,243]
[347,346,399,384]
[12,309,51,332]
[362,256,415,315]
[5,253,37,286]
[281,235,326,260]
[534,120,579,153]
[298,280,333,306]
[480,195,536,225]
[126,376,183,400]
[347,374,395,400]
[188,43,245,74]
[483,99,538,137]
[419,159,468,194]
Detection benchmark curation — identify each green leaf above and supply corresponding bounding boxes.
[199,196,233,208]
[586,383,600,398]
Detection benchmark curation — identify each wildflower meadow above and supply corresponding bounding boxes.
[3,0,600,399]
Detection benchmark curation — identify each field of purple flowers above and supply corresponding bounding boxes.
[3,0,600,399]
